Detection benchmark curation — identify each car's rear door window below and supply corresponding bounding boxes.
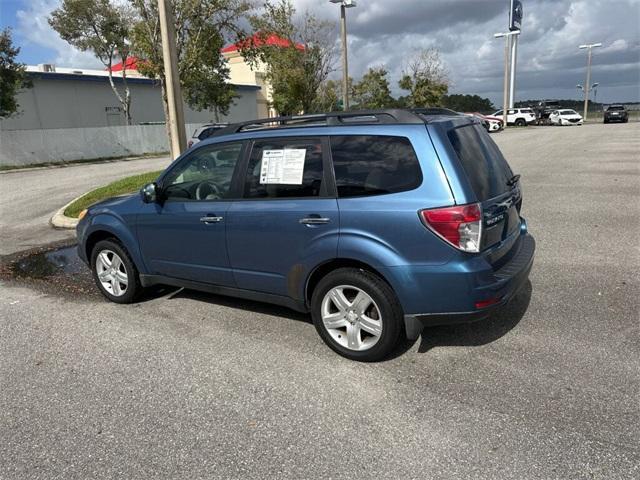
[244,137,326,198]
[447,124,513,201]
[330,135,422,198]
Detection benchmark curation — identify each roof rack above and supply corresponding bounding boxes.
[213,109,428,136]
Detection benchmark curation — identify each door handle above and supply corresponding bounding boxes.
[299,217,330,225]
[200,216,223,224]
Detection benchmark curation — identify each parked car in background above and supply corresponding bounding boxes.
[76,109,535,362]
[603,105,629,123]
[492,108,536,126]
[549,109,583,126]
[532,100,561,125]
[465,112,503,133]
[187,123,229,148]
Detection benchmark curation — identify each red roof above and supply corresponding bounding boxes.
[108,56,143,72]
[221,34,304,53]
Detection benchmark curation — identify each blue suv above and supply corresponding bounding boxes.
[77,110,535,361]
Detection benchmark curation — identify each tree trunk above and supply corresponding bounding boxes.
[121,67,132,125]
[159,76,173,150]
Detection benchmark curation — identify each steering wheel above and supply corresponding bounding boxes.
[195,180,222,200]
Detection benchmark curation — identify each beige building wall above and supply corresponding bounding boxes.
[224,51,276,119]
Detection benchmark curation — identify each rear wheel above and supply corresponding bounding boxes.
[515,118,526,127]
[91,239,142,304]
[311,268,403,361]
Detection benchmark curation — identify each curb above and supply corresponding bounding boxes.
[50,193,86,230]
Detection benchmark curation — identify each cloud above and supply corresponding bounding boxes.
[297,0,640,103]
[15,0,103,69]
[10,0,640,103]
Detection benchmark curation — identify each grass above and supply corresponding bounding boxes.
[64,170,163,218]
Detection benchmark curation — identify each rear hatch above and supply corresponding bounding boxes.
[446,123,522,262]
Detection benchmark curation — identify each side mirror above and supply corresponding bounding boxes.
[140,182,158,203]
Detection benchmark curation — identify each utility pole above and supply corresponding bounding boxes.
[495,31,519,128]
[579,43,602,122]
[158,0,186,159]
[330,0,357,111]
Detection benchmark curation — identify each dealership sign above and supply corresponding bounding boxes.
[510,0,523,31]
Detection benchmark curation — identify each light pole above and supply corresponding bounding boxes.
[495,30,520,128]
[578,43,602,121]
[330,0,356,111]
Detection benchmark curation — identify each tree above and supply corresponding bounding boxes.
[312,76,353,112]
[242,0,335,115]
[49,0,134,124]
[351,67,395,110]
[442,94,494,112]
[130,0,250,134]
[399,48,449,108]
[0,28,31,118]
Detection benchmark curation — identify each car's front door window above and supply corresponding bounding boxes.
[163,142,243,201]
[244,137,326,199]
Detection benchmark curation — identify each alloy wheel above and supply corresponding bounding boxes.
[321,285,383,351]
[95,249,128,297]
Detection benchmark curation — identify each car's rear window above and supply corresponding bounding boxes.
[447,124,513,201]
[330,135,422,198]
[520,108,533,113]
[607,105,624,111]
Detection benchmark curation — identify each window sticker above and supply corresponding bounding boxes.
[260,149,306,185]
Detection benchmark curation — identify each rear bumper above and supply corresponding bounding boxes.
[401,232,535,340]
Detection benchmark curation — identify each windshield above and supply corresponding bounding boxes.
[560,110,577,115]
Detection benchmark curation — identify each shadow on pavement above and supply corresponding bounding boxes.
[417,280,533,353]
[164,281,532,359]
[166,288,312,324]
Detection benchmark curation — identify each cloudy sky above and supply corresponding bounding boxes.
[2,0,639,105]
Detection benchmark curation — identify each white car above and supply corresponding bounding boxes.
[187,123,228,148]
[549,109,583,126]
[492,108,537,126]
[464,112,503,133]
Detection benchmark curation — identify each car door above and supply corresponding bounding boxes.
[226,136,339,298]
[136,141,245,286]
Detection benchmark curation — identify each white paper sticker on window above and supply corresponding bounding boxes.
[260,149,306,185]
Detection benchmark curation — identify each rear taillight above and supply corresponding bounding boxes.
[187,140,193,148]
[420,203,482,253]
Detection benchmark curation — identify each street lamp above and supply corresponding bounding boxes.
[578,43,602,121]
[494,30,521,128]
[330,0,357,111]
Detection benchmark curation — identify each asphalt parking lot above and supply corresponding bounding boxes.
[1,123,639,479]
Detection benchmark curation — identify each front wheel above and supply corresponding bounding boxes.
[311,268,404,361]
[91,239,142,304]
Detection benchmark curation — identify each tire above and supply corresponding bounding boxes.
[604,119,608,124]
[515,118,526,127]
[91,239,142,304]
[310,268,404,362]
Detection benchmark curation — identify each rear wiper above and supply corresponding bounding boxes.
[507,174,521,187]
